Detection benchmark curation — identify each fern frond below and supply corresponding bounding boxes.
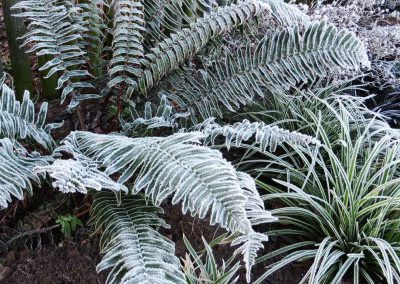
[12,0,96,107]
[233,172,275,282]
[107,0,145,91]
[232,232,269,283]
[263,0,310,27]
[92,191,185,284]
[0,84,59,149]
[137,0,269,94]
[121,94,189,134]
[35,159,128,194]
[192,118,320,151]
[60,131,254,233]
[78,0,108,77]
[166,21,370,121]
[0,139,48,209]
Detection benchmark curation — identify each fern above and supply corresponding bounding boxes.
[108,0,145,92]
[12,0,97,107]
[165,21,370,121]
[0,84,59,149]
[137,0,269,94]
[237,172,276,226]
[0,139,49,209]
[92,191,186,284]
[192,118,320,151]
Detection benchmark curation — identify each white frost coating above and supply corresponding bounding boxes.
[35,159,127,194]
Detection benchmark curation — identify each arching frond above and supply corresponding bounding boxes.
[0,84,59,149]
[0,139,48,209]
[165,20,370,121]
[192,118,320,152]
[60,131,254,234]
[35,159,127,194]
[107,0,145,91]
[137,0,269,94]
[121,94,189,134]
[12,0,96,107]
[92,191,186,284]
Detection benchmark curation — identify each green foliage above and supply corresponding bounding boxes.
[56,214,83,238]
[251,96,400,283]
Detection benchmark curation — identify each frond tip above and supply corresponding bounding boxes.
[93,191,185,284]
[35,159,128,194]
[193,118,320,151]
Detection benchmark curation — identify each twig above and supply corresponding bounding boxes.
[4,208,91,248]
[4,224,60,248]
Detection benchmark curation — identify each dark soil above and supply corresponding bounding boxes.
[0,195,307,284]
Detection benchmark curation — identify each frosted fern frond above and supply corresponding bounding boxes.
[263,0,310,27]
[193,118,320,152]
[78,0,108,77]
[12,0,96,107]
[0,139,48,209]
[121,95,189,134]
[93,191,185,284]
[166,21,370,121]
[60,131,253,234]
[0,84,59,149]
[35,159,128,194]
[137,0,269,94]
[108,0,145,91]
[232,232,269,283]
